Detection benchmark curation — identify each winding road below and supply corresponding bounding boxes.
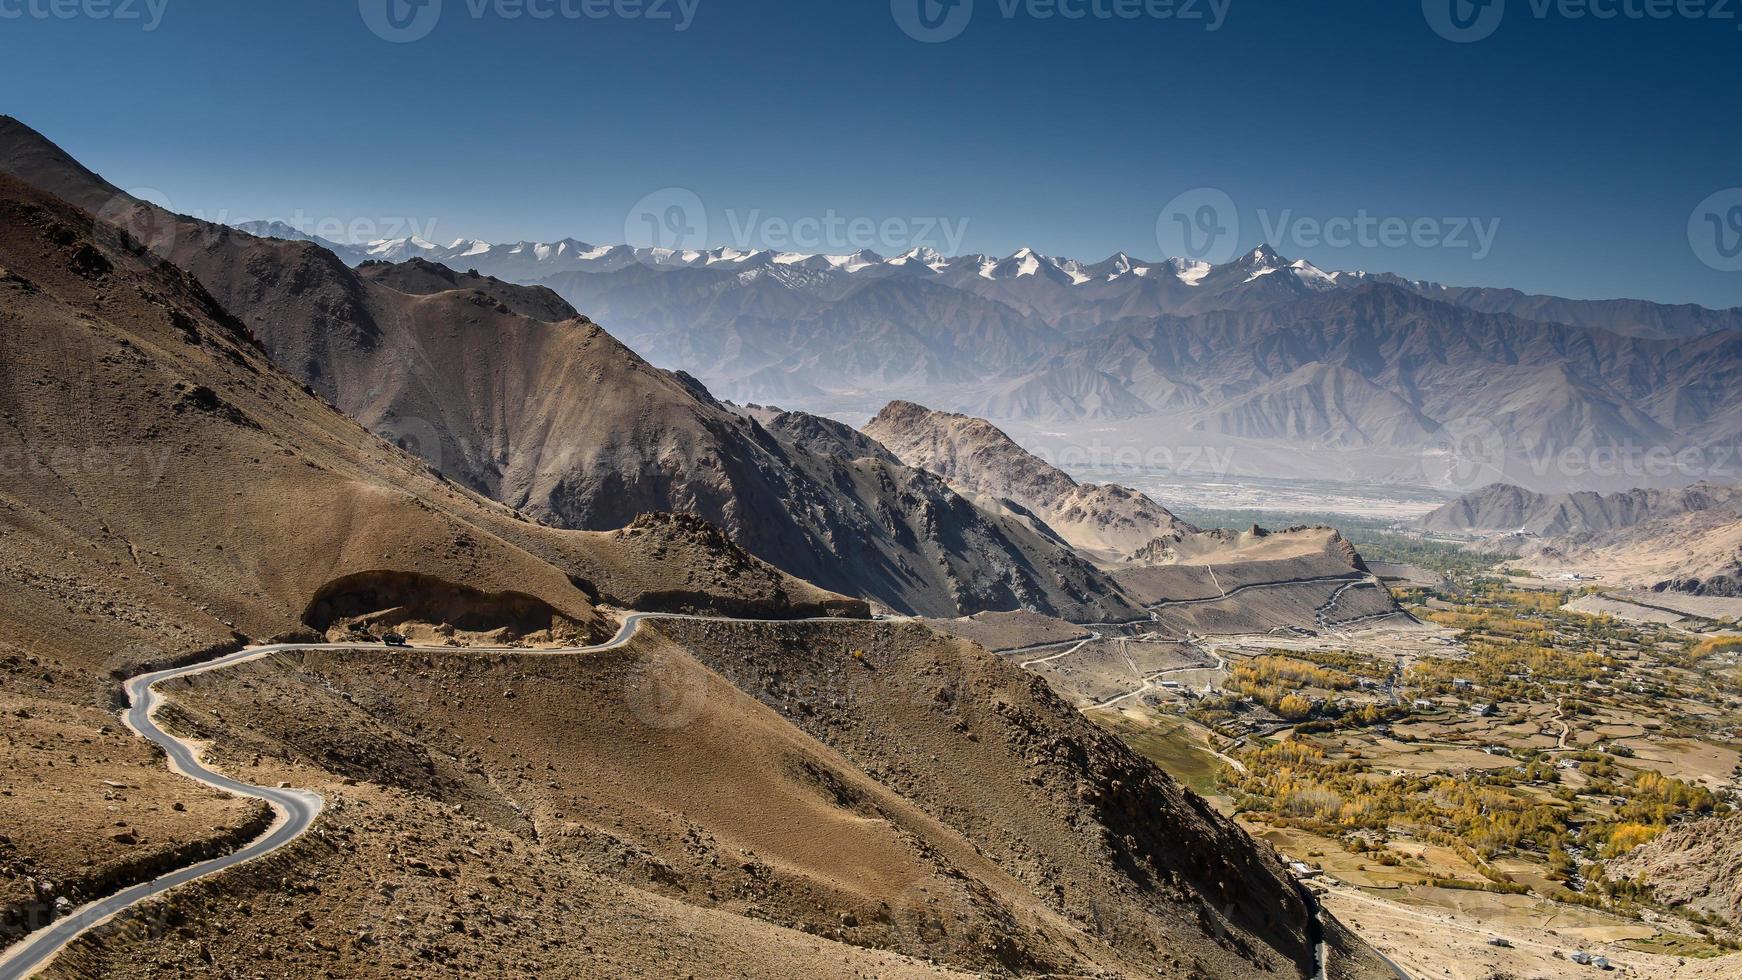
[0,611,851,980]
[1018,633,1100,669]
[0,579,1404,979]
[1145,573,1366,611]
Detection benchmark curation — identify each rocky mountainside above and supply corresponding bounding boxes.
[750,407,1143,619]
[1421,481,1742,595]
[1610,814,1742,926]
[1416,481,1742,537]
[0,167,859,697]
[0,162,858,943]
[0,116,1138,621]
[0,166,1393,978]
[354,257,578,322]
[864,400,1193,560]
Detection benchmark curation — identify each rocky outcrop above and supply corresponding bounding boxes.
[864,400,1192,560]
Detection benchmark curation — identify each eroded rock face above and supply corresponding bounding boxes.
[1610,813,1742,924]
[864,400,1192,561]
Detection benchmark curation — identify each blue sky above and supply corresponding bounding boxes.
[2,0,1739,306]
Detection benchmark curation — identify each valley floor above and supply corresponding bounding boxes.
[969,557,1742,979]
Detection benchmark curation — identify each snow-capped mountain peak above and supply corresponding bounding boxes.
[235,223,1373,297]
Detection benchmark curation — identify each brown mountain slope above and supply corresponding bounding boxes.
[1416,482,1742,595]
[753,407,1146,621]
[865,399,1192,560]
[0,115,1136,621]
[1610,813,1742,926]
[0,170,1394,979]
[353,256,579,322]
[0,168,857,945]
[40,619,1394,979]
[1415,481,1742,537]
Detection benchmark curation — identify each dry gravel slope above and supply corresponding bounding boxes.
[0,168,854,956]
[38,621,1396,978]
[1609,813,1742,926]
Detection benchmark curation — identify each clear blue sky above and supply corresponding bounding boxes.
[2,0,1739,307]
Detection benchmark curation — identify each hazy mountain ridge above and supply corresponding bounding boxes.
[0,116,1138,621]
[0,148,1391,979]
[863,400,1194,560]
[1419,480,1742,595]
[247,231,1742,486]
[270,230,1742,341]
[1416,481,1742,537]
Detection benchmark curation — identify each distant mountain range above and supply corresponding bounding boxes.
[233,224,1742,493]
[1,122,1157,622]
[1417,481,1742,594]
[238,223,1742,343]
[1416,482,1742,538]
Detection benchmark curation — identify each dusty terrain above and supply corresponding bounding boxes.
[924,610,1091,653]
[0,692,265,946]
[353,256,579,321]
[0,141,1402,977]
[1321,881,1741,980]
[33,622,1395,978]
[0,165,887,968]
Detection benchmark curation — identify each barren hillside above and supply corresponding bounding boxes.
[865,399,1192,560]
[0,162,1391,978]
[0,115,1138,620]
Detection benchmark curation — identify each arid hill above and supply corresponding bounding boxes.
[0,115,1138,620]
[752,407,1144,621]
[861,400,1381,593]
[0,167,854,951]
[1419,481,1742,594]
[1415,481,1742,537]
[865,399,1193,561]
[1610,813,1742,926]
[353,256,578,322]
[0,156,1394,977]
[39,620,1393,979]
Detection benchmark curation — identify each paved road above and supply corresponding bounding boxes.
[1144,573,1365,610]
[0,611,856,979]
